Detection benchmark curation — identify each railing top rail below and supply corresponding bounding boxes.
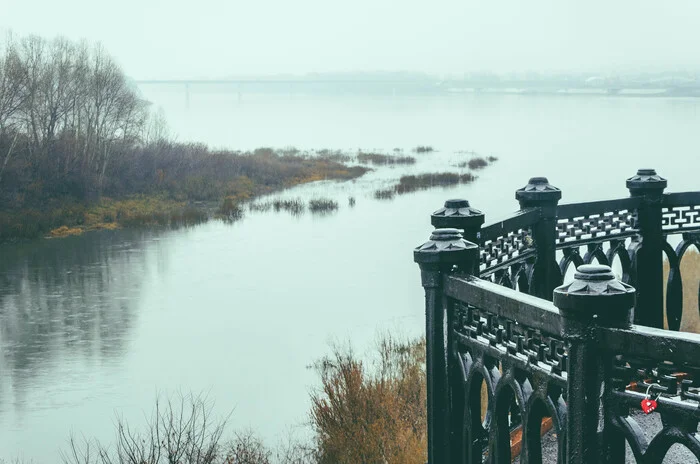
[477,192,698,240]
[598,324,700,362]
[479,207,540,243]
[445,275,563,335]
[663,190,700,208]
[556,196,640,219]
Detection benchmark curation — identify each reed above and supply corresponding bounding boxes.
[395,172,476,194]
[308,198,339,214]
[374,189,396,200]
[357,152,416,165]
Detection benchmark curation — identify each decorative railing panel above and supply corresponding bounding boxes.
[556,198,639,248]
[555,198,641,289]
[445,277,567,463]
[479,208,539,278]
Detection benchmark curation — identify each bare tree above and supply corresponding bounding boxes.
[0,33,25,185]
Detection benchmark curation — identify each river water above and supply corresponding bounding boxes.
[1,88,699,462]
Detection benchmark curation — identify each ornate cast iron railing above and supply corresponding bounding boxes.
[416,169,700,463]
[431,169,700,330]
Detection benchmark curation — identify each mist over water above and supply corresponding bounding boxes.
[0,88,698,460]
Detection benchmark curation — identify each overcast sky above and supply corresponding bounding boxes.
[2,0,699,79]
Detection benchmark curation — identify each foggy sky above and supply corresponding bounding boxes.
[3,0,700,79]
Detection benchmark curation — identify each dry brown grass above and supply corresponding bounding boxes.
[663,248,700,332]
[310,336,427,464]
[48,225,83,238]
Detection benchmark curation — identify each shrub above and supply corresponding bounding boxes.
[49,225,83,238]
[412,146,434,153]
[218,197,244,221]
[310,336,427,464]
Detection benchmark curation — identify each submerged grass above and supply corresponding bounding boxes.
[374,189,396,200]
[357,152,416,166]
[275,198,306,215]
[467,157,489,169]
[455,154,499,170]
[309,198,339,214]
[314,149,353,163]
[396,172,477,194]
[373,172,477,200]
[372,164,485,201]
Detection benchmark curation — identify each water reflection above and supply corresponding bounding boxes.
[0,230,156,385]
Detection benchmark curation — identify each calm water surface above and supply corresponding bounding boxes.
[1,89,699,461]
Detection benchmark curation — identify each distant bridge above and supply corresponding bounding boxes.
[134,78,700,104]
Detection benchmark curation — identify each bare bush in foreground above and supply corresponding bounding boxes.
[62,393,229,464]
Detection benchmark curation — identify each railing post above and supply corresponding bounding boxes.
[553,264,636,463]
[626,168,667,328]
[516,177,562,300]
[414,228,479,464]
[431,199,485,275]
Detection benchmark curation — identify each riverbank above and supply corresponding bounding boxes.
[0,146,369,241]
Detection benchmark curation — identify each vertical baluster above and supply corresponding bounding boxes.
[516,177,562,300]
[431,199,486,462]
[415,228,479,464]
[627,168,667,328]
[553,264,636,463]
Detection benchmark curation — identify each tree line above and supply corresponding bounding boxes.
[0,32,164,205]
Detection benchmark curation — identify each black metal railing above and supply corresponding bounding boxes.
[415,169,700,463]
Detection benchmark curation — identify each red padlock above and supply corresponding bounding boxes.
[641,398,657,414]
[641,384,658,415]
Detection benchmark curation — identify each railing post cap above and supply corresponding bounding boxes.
[431,199,485,229]
[414,228,479,267]
[626,168,667,195]
[553,264,635,321]
[515,176,562,205]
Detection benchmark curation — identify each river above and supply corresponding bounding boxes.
[1,88,699,462]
